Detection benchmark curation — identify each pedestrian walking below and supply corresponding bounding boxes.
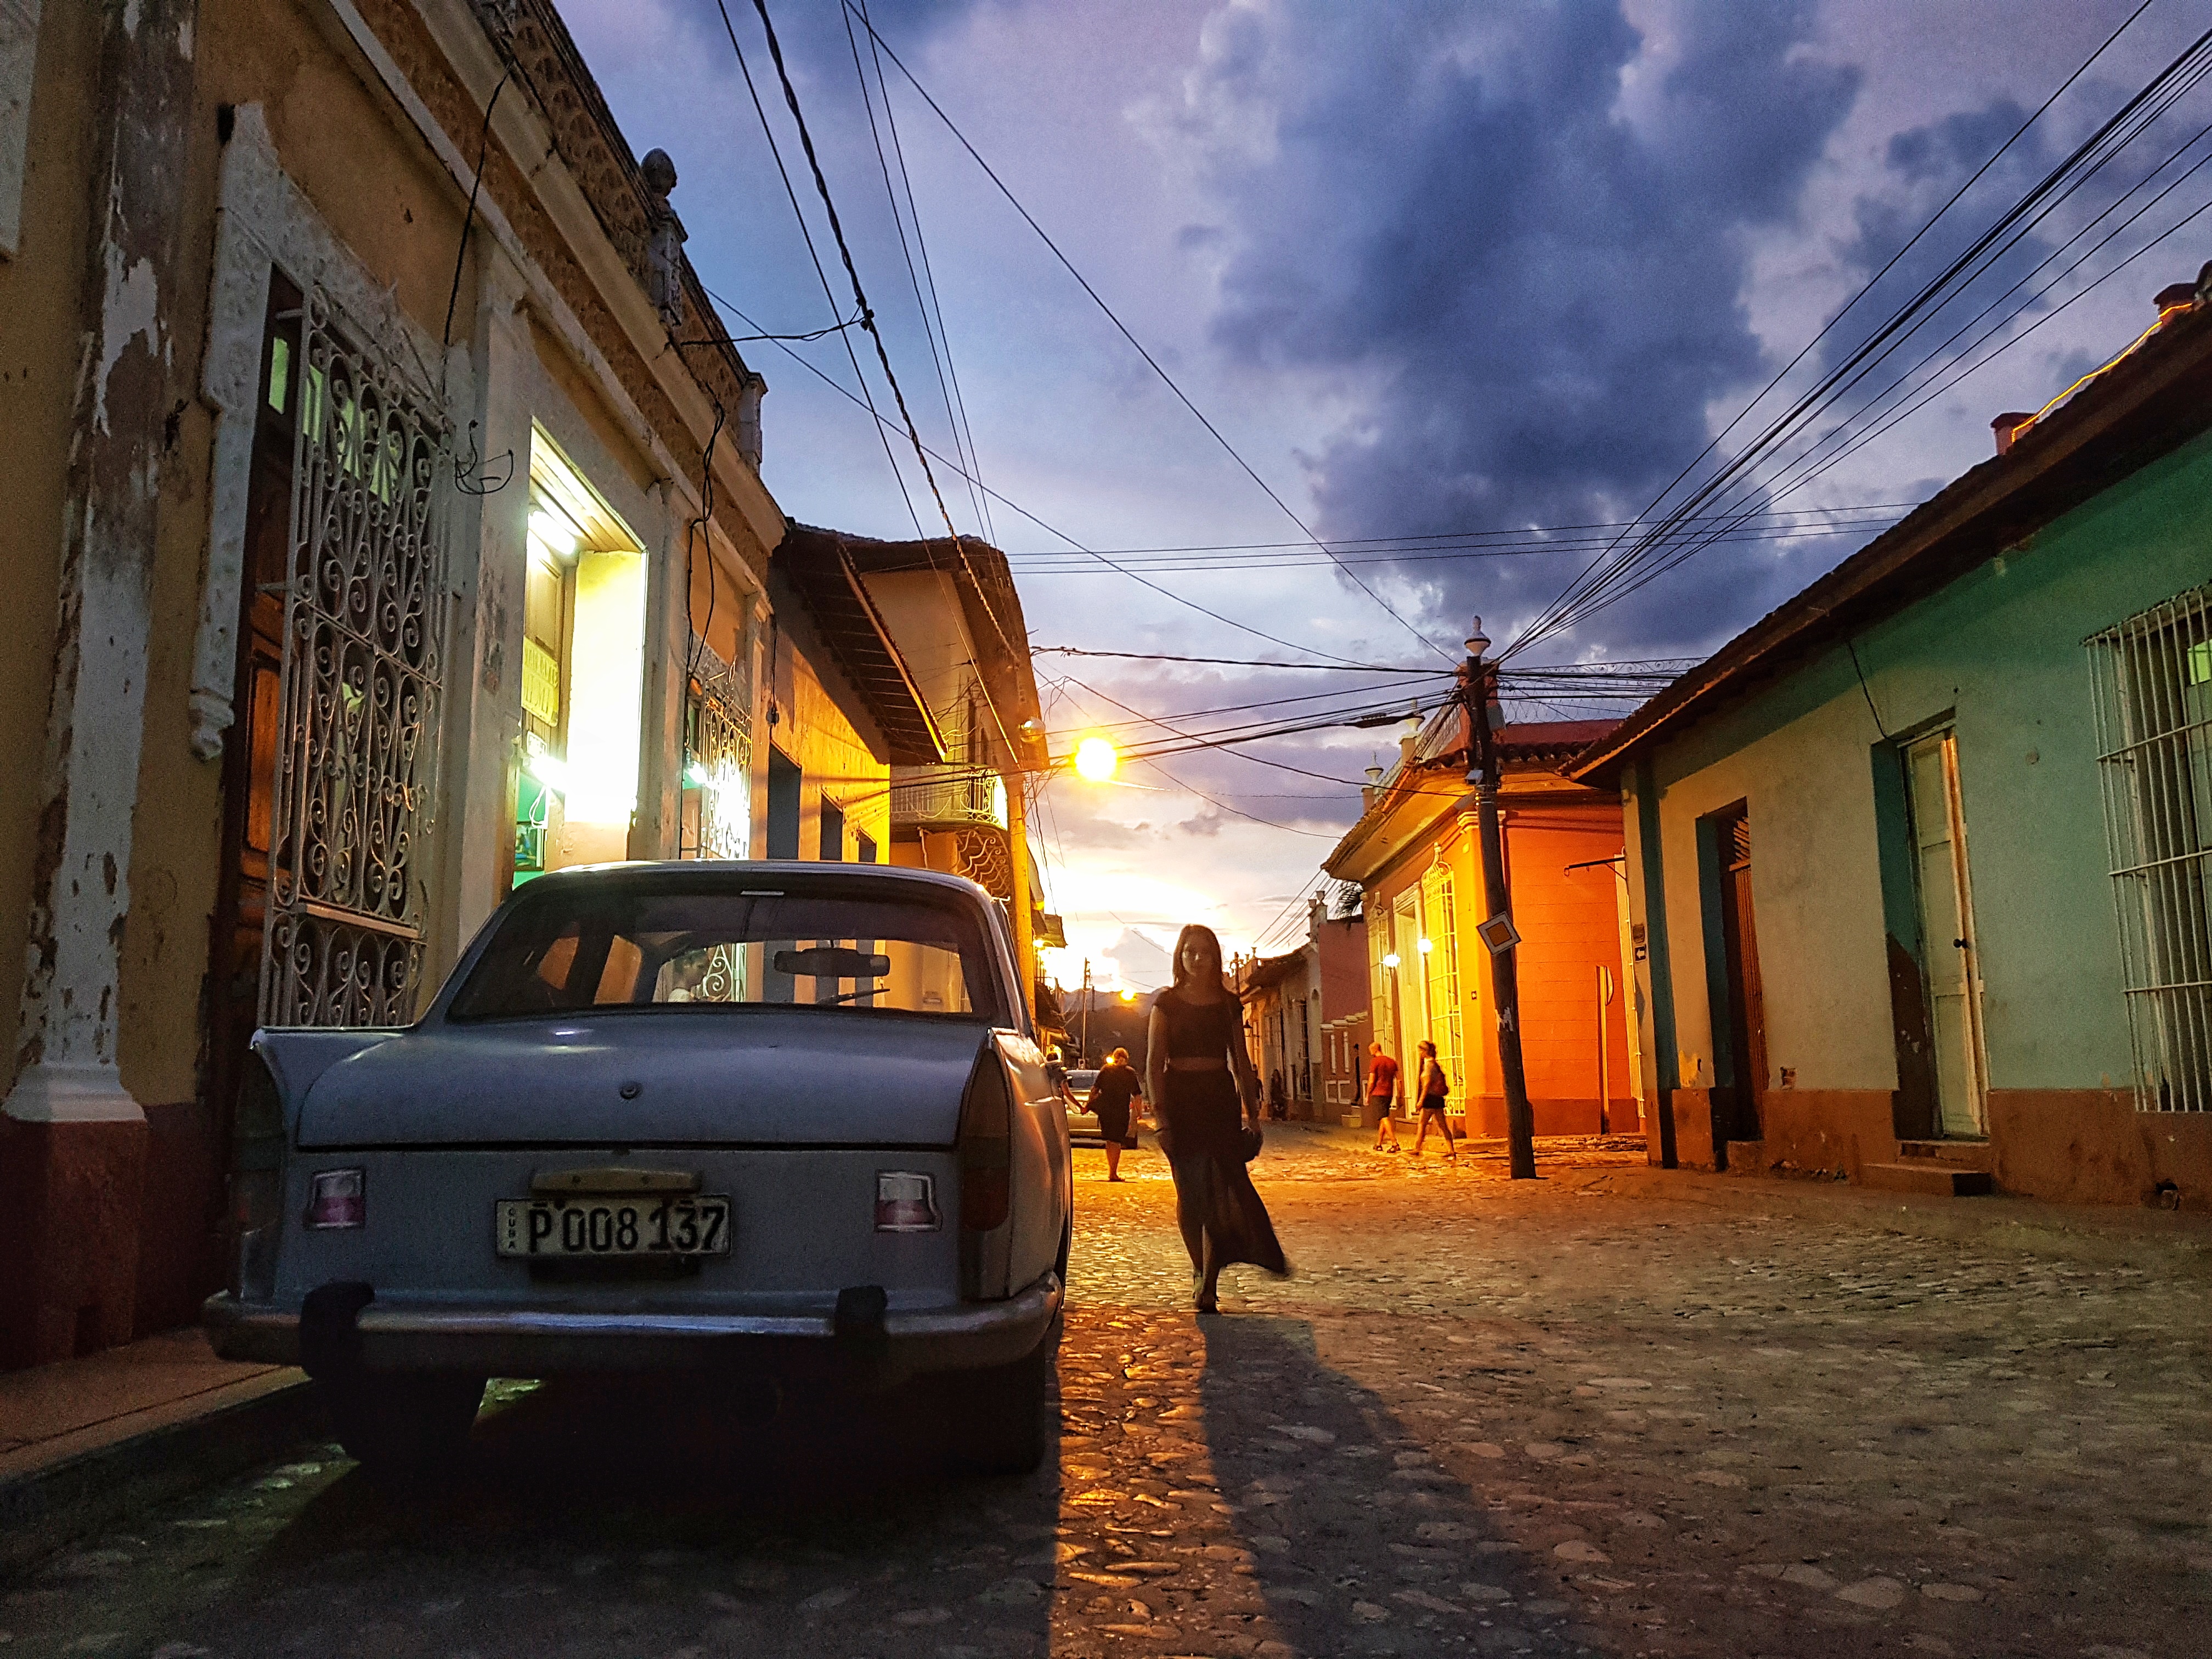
[1411,1039,1459,1159]
[1367,1040,1404,1152]
[1267,1069,1286,1121]
[1088,1046,1143,1182]
[1146,924,1289,1313]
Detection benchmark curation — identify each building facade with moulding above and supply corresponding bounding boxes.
[1327,716,1640,1138]
[1570,276,2212,1205]
[0,0,939,1368]
[769,524,1050,1013]
[1236,888,1368,1122]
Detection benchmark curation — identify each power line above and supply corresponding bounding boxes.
[1508,5,2192,657]
[713,0,925,541]
[1002,518,1902,574]
[1052,679,1340,839]
[1002,504,1924,557]
[699,283,1379,666]
[748,0,967,556]
[746,0,1041,785]
[1583,53,2212,628]
[851,0,998,547]
[840,0,984,538]
[839,0,1457,664]
[1037,647,1442,673]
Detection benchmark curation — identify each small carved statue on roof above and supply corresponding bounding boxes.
[641,148,687,334]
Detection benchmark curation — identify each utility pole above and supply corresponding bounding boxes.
[1081,957,1093,1066]
[1462,617,1537,1179]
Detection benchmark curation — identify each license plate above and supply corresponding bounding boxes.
[495,1195,732,1259]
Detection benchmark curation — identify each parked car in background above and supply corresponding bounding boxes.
[1063,1068,1102,1142]
[205,863,1072,1475]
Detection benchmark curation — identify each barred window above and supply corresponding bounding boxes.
[1419,867,1466,1114]
[2087,585,2212,1111]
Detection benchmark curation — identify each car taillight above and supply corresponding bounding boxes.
[957,1053,1016,1302]
[957,1056,1012,1232]
[875,1172,941,1232]
[304,1168,365,1229]
[229,1052,285,1233]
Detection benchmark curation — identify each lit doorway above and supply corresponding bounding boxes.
[1905,729,1988,1137]
[512,428,646,883]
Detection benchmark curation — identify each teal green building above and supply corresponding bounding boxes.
[1574,287,2212,1209]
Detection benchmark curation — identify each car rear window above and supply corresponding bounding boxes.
[447,876,1007,1023]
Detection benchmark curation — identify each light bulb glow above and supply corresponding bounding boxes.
[1381,952,1401,969]
[1074,736,1118,782]
[529,508,578,560]
[1118,988,1136,1002]
[1418,937,1434,955]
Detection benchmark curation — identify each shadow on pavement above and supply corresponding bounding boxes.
[1199,1315,1568,1657]
[218,1370,1064,1657]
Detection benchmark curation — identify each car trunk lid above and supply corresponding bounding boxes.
[291,1012,990,1149]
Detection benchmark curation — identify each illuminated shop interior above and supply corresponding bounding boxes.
[514,428,646,883]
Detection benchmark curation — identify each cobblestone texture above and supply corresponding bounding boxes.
[5,1124,2207,1657]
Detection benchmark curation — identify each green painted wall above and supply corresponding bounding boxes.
[1639,425,2212,1097]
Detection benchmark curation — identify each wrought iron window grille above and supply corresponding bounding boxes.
[260,287,454,1029]
[2087,582,2212,1111]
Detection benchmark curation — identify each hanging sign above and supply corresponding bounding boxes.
[1477,913,1522,955]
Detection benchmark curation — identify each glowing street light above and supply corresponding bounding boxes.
[1381,952,1401,969]
[1074,735,1119,782]
[1118,987,1137,1003]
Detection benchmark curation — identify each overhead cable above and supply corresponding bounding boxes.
[839,0,1458,663]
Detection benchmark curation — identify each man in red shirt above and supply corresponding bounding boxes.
[1367,1041,1404,1152]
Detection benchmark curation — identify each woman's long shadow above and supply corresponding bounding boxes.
[1199,1315,1561,1656]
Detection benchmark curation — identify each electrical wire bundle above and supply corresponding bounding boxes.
[1000,504,1911,576]
[1507,5,2212,661]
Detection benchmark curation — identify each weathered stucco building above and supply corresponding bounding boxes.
[0,0,1036,1368]
[1237,889,1368,1121]
[774,526,1049,1005]
[1571,277,2212,1207]
[1328,716,1639,1136]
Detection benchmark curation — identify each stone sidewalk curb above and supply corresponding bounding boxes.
[1566,1163,2212,1267]
[0,1373,326,1577]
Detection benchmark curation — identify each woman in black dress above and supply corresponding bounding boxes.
[1144,924,1289,1312]
[1087,1047,1142,1182]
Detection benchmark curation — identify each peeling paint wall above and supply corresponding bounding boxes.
[0,0,93,1101]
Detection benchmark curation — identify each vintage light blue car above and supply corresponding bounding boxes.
[205,862,1071,1474]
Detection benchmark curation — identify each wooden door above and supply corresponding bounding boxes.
[1906,730,1988,1136]
[205,279,300,1154]
[1718,811,1768,1143]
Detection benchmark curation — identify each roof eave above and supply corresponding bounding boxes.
[1569,303,2212,786]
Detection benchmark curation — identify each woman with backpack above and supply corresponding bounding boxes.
[1411,1039,1459,1160]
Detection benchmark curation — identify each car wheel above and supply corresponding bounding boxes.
[947,1331,1054,1475]
[328,1373,486,1476]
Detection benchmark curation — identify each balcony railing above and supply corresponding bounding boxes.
[891,767,1007,829]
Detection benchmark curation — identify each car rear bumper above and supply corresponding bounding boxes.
[204,1273,1060,1381]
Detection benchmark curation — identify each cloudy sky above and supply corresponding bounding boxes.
[567,0,2211,990]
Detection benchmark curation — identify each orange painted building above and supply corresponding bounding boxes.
[1325,715,1643,1137]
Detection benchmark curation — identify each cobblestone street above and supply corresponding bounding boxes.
[7,1126,2208,1658]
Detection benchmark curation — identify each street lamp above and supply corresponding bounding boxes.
[1074,736,1118,782]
